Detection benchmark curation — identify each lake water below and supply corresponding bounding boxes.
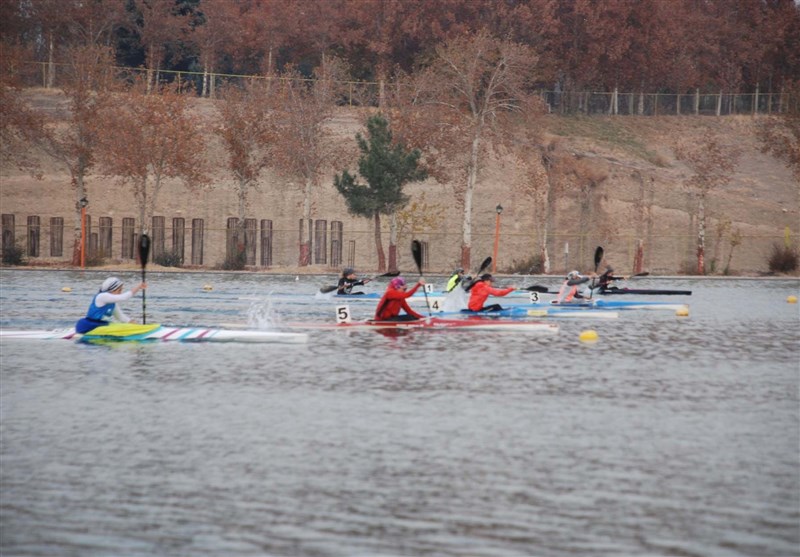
[1,270,798,557]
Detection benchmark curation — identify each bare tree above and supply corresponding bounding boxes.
[270,59,348,266]
[17,45,117,264]
[213,81,277,260]
[675,130,740,274]
[404,30,542,268]
[97,78,208,236]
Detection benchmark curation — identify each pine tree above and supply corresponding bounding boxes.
[334,114,427,272]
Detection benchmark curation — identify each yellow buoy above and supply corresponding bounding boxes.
[61,286,72,293]
[202,284,213,291]
[579,329,598,343]
[788,295,798,304]
[676,306,690,317]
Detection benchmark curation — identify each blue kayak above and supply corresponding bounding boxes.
[445,307,620,319]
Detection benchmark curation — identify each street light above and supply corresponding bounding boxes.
[492,204,503,273]
[79,196,88,268]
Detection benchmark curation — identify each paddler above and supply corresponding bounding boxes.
[596,266,626,292]
[554,270,593,303]
[374,276,425,321]
[337,268,371,295]
[445,268,465,292]
[75,276,147,333]
[467,274,517,312]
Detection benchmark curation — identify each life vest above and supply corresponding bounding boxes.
[85,293,115,321]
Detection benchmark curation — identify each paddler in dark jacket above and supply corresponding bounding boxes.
[337,268,371,295]
[467,274,517,312]
[596,266,626,292]
[374,277,425,321]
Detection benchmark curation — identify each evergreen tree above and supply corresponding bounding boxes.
[334,114,427,272]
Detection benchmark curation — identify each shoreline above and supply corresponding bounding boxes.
[1,265,797,281]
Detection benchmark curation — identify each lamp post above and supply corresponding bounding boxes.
[492,204,503,273]
[79,196,88,268]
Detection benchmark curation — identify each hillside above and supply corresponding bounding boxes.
[0,88,797,276]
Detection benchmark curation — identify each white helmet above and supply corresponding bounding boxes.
[100,277,123,292]
[567,270,580,280]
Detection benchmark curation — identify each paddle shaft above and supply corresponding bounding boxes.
[411,240,431,316]
[321,271,400,294]
[139,234,150,324]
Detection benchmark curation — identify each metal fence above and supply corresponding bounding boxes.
[15,61,792,116]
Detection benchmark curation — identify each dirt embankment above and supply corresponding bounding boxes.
[1,89,798,276]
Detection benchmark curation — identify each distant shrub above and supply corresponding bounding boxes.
[767,244,798,273]
[84,253,106,267]
[2,244,25,266]
[154,249,183,268]
[219,248,246,271]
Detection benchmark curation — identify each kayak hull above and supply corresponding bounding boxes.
[598,288,693,296]
[287,317,559,333]
[452,308,619,319]
[0,325,309,344]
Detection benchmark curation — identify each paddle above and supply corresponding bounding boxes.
[588,246,604,300]
[411,240,431,316]
[594,246,604,273]
[463,257,493,292]
[139,233,150,324]
[319,271,401,294]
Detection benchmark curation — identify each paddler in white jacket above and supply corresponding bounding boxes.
[75,276,146,333]
[554,270,593,303]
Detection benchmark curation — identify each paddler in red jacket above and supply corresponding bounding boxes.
[467,274,517,312]
[374,276,426,321]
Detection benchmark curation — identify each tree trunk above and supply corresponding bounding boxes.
[387,213,398,272]
[697,194,706,275]
[461,132,481,269]
[374,213,386,272]
[47,32,55,88]
[298,177,313,266]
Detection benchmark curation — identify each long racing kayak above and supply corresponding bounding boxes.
[445,307,619,319]
[596,287,693,296]
[286,317,559,333]
[0,323,308,344]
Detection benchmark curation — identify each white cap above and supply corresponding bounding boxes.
[100,277,123,292]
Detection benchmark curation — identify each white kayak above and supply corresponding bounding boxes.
[0,323,308,344]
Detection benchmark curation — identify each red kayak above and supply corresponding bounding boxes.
[286,317,559,333]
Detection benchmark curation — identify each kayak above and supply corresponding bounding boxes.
[316,290,538,302]
[449,307,620,319]
[0,323,309,344]
[286,317,559,333]
[434,299,687,313]
[596,287,692,296]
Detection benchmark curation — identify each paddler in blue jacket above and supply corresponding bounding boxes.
[75,277,147,333]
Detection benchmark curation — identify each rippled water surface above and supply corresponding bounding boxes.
[1,270,798,557]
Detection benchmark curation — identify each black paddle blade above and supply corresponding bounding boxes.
[139,234,151,266]
[379,271,401,278]
[411,240,423,274]
[320,285,338,294]
[478,257,492,275]
[594,246,603,271]
[525,285,550,293]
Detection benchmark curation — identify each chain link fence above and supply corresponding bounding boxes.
[1,213,791,276]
